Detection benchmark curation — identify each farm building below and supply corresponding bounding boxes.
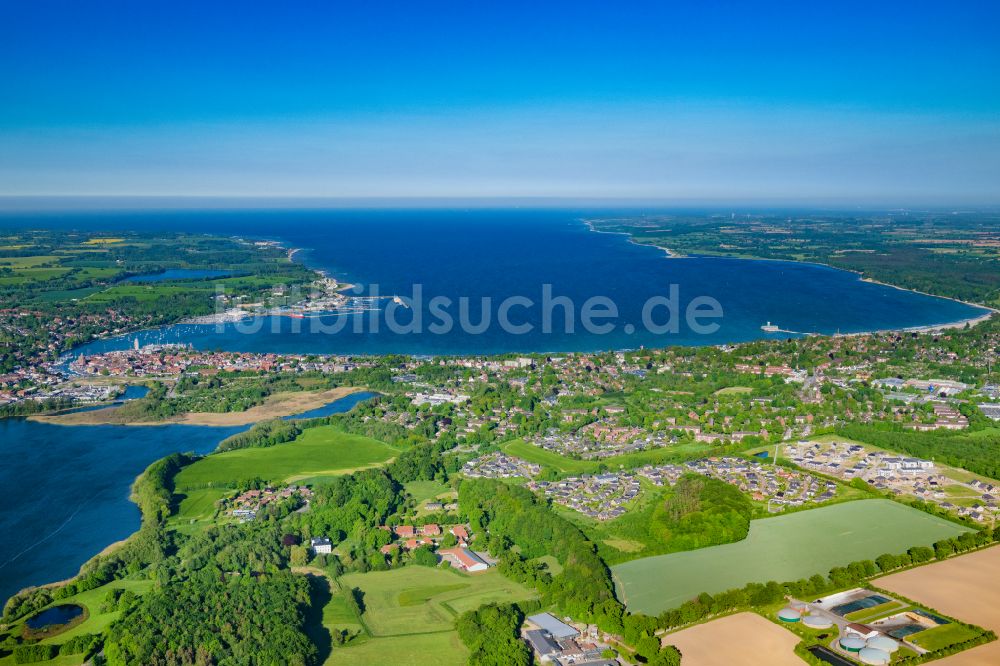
[526,613,579,639]
[438,547,489,572]
[524,629,560,659]
[845,623,879,639]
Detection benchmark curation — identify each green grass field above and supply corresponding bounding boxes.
[325,566,536,666]
[405,480,453,504]
[714,386,752,395]
[502,438,714,476]
[326,632,469,666]
[340,566,538,637]
[84,283,211,302]
[910,622,981,650]
[173,427,398,489]
[612,499,973,615]
[502,439,596,474]
[530,555,564,576]
[168,487,231,533]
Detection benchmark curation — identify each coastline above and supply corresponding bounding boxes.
[4,386,371,606]
[28,386,364,427]
[581,219,997,336]
[582,219,685,258]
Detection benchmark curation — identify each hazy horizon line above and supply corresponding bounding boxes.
[0,195,998,214]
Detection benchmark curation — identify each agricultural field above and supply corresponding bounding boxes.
[612,499,973,615]
[328,566,537,665]
[173,426,398,489]
[877,545,1000,664]
[663,612,803,666]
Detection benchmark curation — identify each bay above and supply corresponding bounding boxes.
[3,208,981,356]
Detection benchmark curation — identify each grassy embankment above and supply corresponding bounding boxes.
[501,437,716,476]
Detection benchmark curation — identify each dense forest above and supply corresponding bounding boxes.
[459,479,621,630]
[456,603,532,666]
[216,419,302,452]
[104,571,316,666]
[652,475,753,550]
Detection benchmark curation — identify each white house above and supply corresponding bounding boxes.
[310,536,333,555]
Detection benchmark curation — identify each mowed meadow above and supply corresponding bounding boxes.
[173,426,399,490]
[612,499,973,615]
[325,566,538,665]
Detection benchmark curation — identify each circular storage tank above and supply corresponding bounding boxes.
[866,635,899,653]
[803,614,833,629]
[858,647,891,665]
[840,636,866,652]
[777,607,802,622]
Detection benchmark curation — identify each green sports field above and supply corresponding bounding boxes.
[173,426,398,489]
[612,499,973,615]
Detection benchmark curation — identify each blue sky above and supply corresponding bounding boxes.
[1,0,998,203]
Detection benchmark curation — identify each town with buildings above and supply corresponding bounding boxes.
[528,424,671,459]
[638,456,838,509]
[224,485,313,522]
[784,439,1000,523]
[528,473,642,521]
[461,452,542,479]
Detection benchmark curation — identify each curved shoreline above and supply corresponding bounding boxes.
[4,389,375,607]
[582,218,997,335]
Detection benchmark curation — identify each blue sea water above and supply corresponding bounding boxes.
[0,392,373,607]
[5,208,982,356]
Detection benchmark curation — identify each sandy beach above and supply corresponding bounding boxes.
[29,386,364,427]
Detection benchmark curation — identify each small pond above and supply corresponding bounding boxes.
[25,604,84,629]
